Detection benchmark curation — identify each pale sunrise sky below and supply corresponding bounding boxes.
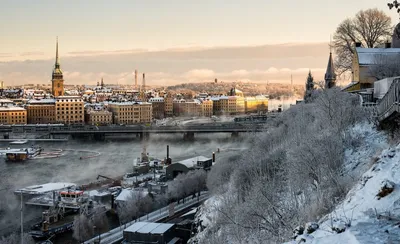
[0,0,399,86]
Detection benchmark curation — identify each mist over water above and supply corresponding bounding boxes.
[0,133,248,236]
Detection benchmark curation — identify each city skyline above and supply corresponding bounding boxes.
[1,1,399,85]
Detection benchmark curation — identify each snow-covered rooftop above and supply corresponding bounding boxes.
[14,182,76,195]
[125,222,174,234]
[356,47,400,65]
[115,188,148,202]
[27,99,56,104]
[0,106,25,111]
[174,156,211,168]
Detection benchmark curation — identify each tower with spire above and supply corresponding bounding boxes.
[324,45,336,89]
[100,77,104,88]
[51,37,64,96]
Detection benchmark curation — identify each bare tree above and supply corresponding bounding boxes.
[0,232,35,244]
[90,206,109,233]
[333,9,392,75]
[72,214,94,242]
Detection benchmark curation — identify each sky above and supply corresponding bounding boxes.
[0,0,399,86]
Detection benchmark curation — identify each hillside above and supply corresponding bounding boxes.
[167,82,304,99]
[187,88,398,244]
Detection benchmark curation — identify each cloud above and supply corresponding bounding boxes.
[0,53,13,58]
[0,42,345,86]
[20,52,45,56]
[183,69,215,79]
[67,49,148,56]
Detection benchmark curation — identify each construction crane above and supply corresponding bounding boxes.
[96,175,121,187]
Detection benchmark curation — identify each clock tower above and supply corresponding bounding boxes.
[52,38,64,97]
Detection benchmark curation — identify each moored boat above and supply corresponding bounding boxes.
[4,146,42,162]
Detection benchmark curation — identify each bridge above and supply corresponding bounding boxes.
[3,122,267,140]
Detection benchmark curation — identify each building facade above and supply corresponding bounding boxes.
[52,39,64,97]
[173,99,201,117]
[26,99,56,124]
[149,97,165,119]
[85,108,113,125]
[200,99,213,117]
[55,96,84,124]
[164,94,173,117]
[0,107,27,125]
[244,96,268,114]
[109,102,152,125]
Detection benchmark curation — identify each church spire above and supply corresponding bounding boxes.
[324,51,336,89]
[55,37,60,69]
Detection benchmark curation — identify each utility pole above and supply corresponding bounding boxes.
[20,191,23,244]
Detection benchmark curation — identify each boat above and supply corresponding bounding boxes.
[29,190,94,240]
[4,146,42,162]
[9,139,28,145]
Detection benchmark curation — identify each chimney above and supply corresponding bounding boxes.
[212,152,215,163]
[385,42,392,48]
[355,42,362,47]
[167,145,169,160]
[142,73,146,93]
[135,70,138,90]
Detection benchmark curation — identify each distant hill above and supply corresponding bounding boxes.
[167,82,304,99]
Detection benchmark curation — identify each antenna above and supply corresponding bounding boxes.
[330,34,332,53]
[135,70,138,90]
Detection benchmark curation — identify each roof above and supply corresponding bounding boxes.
[0,99,13,103]
[325,52,336,81]
[14,182,76,195]
[356,47,400,65]
[27,99,56,104]
[0,106,25,111]
[149,97,164,102]
[109,101,151,106]
[175,156,211,168]
[124,222,174,234]
[115,189,148,202]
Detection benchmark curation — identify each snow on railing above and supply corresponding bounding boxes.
[377,78,400,121]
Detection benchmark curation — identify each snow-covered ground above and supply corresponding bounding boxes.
[191,123,400,244]
[286,124,400,244]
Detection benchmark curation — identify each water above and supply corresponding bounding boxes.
[0,133,248,237]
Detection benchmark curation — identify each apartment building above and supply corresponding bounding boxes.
[26,99,56,124]
[0,106,27,125]
[55,96,84,124]
[108,102,152,125]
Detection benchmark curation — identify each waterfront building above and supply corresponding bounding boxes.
[26,99,56,124]
[172,99,201,117]
[211,96,245,115]
[55,96,84,124]
[244,95,268,114]
[200,99,213,117]
[108,102,152,125]
[164,93,173,117]
[0,106,27,125]
[51,38,64,97]
[149,97,165,119]
[84,107,112,125]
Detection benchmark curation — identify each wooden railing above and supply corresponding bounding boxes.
[377,78,400,121]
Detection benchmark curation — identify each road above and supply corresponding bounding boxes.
[84,192,209,244]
